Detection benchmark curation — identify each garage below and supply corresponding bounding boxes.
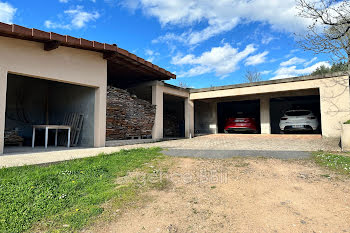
[163,94,185,138]
[270,92,321,134]
[4,74,95,149]
[217,99,260,134]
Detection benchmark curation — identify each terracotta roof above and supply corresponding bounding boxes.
[0,22,175,79]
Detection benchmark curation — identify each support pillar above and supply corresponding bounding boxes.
[185,98,194,138]
[152,84,163,139]
[94,84,107,147]
[260,96,271,134]
[210,102,218,134]
[0,67,8,155]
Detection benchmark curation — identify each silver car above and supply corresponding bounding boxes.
[279,110,319,132]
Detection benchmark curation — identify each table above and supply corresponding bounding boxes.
[32,125,71,149]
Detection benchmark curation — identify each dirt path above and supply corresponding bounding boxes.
[88,157,350,233]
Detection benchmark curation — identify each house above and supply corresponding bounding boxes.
[0,22,178,155]
[0,22,349,155]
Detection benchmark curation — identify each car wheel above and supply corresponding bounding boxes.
[279,130,285,134]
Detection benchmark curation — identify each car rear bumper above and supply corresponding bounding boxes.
[280,124,318,131]
[224,127,257,132]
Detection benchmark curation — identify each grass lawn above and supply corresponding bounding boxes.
[313,152,350,175]
[0,147,167,233]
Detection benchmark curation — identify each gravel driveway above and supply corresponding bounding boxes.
[154,134,340,152]
[1,134,340,167]
[89,156,350,233]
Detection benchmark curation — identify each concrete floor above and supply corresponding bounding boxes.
[0,134,341,168]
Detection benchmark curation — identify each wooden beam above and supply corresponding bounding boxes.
[44,40,60,51]
[103,51,117,60]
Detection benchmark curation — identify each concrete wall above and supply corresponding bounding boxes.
[5,74,95,146]
[0,36,107,154]
[260,96,271,134]
[194,101,217,134]
[49,82,95,146]
[190,76,350,138]
[150,81,194,139]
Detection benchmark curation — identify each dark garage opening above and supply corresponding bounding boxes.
[4,74,95,149]
[270,95,321,134]
[217,100,260,134]
[163,94,185,138]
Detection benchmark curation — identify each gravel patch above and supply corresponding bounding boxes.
[1,134,340,167]
[162,149,311,159]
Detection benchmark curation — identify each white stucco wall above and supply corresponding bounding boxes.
[190,76,350,138]
[0,36,107,154]
[151,81,194,139]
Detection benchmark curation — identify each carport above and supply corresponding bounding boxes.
[163,94,185,138]
[0,22,175,155]
[217,99,260,134]
[190,74,350,138]
[5,74,96,149]
[269,89,321,134]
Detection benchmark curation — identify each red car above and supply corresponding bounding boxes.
[224,113,258,133]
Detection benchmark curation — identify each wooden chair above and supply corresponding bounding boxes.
[58,113,84,147]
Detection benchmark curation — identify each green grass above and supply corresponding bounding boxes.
[0,147,166,233]
[313,152,350,175]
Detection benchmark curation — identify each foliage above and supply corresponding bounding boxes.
[311,61,349,75]
[344,119,350,124]
[0,148,164,233]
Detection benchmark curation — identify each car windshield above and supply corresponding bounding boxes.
[285,110,311,116]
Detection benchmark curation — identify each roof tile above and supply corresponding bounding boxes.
[104,43,117,51]
[12,25,32,37]
[33,29,50,40]
[0,22,175,79]
[80,38,93,47]
[0,22,12,33]
[117,47,129,56]
[66,35,80,46]
[93,41,104,50]
[50,32,66,42]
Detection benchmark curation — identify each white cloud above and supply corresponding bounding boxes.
[0,2,16,24]
[123,0,312,45]
[145,49,160,62]
[172,43,257,77]
[45,6,100,30]
[304,57,317,67]
[280,57,306,67]
[271,61,331,80]
[59,0,69,3]
[261,35,277,45]
[261,70,272,75]
[245,51,269,66]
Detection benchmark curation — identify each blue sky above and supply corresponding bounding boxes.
[0,0,332,88]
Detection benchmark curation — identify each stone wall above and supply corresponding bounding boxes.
[106,86,156,140]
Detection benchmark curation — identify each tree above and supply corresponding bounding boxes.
[312,64,331,75]
[311,61,349,75]
[296,0,350,68]
[243,69,262,83]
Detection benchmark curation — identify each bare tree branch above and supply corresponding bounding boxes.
[296,0,350,65]
[243,69,262,83]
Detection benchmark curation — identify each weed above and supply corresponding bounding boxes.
[313,152,350,175]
